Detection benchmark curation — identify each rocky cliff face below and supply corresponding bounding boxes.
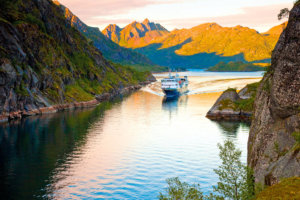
[248,3,300,186]
[0,0,152,122]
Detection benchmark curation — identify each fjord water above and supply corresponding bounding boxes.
[0,72,262,199]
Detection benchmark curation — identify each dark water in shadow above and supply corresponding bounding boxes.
[0,91,250,199]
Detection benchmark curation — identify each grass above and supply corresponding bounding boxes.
[219,99,236,110]
[255,177,300,200]
[235,96,255,112]
[292,131,300,143]
[225,87,237,92]
[65,82,95,102]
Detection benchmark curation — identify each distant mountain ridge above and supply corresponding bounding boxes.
[52,1,157,69]
[103,20,287,68]
[103,19,169,48]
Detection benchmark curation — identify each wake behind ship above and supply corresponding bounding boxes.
[161,73,189,97]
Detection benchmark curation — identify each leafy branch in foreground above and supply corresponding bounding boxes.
[159,140,255,200]
[159,177,204,200]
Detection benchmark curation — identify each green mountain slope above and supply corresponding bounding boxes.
[207,61,265,72]
[52,1,165,71]
[0,0,151,119]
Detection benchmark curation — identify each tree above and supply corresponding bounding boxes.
[278,8,290,20]
[158,140,255,200]
[159,177,204,200]
[213,140,254,200]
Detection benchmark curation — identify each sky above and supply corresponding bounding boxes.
[57,0,293,32]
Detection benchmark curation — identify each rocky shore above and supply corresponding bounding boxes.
[0,82,152,123]
[206,83,257,121]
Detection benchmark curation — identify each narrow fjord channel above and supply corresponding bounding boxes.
[0,71,262,199]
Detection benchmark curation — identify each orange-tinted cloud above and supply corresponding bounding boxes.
[160,3,293,32]
[57,0,189,19]
[56,0,292,32]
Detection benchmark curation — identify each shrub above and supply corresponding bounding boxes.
[159,140,255,200]
[159,177,204,200]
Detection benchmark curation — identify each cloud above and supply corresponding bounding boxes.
[160,3,293,32]
[57,0,191,19]
[56,0,293,32]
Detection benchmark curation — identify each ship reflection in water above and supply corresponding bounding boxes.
[162,95,189,116]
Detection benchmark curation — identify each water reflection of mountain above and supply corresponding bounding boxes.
[213,121,250,138]
[162,95,188,115]
[0,103,112,199]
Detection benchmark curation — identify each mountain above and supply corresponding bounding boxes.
[103,20,287,68]
[263,21,288,35]
[248,2,300,186]
[52,1,165,71]
[0,0,152,121]
[103,19,169,48]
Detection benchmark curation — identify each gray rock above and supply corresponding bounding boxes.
[206,89,241,120]
[238,86,252,99]
[248,3,300,186]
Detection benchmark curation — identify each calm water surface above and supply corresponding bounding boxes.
[0,72,261,199]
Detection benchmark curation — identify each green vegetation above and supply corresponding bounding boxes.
[292,131,300,143]
[217,83,259,112]
[159,140,255,200]
[225,87,237,92]
[255,177,300,200]
[0,0,152,104]
[24,13,47,33]
[207,62,265,72]
[235,82,259,112]
[159,177,203,200]
[129,64,168,72]
[291,131,300,152]
[104,19,286,68]
[219,99,236,111]
[15,80,29,96]
[58,8,163,72]
[213,140,255,200]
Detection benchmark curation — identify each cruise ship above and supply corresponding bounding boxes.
[161,73,188,97]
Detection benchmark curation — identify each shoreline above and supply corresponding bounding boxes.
[0,81,152,124]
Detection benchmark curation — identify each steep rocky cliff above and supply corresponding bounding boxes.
[248,3,300,186]
[0,0,152,122]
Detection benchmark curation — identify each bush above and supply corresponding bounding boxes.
[159,177,204,200]
[159,140,255,200]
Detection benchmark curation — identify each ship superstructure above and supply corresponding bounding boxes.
[161,73,188,97]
